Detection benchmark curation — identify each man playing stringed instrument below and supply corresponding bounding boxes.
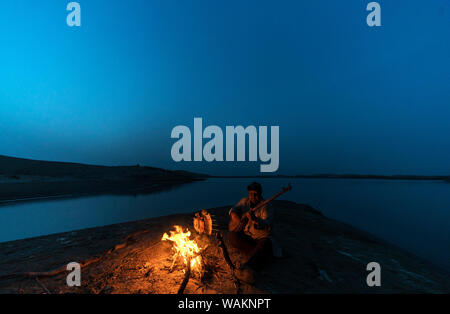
[228,182,291,283]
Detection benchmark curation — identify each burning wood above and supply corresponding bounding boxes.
[161,225,204,293]
[177,257,192,294]
[161,225,202,274]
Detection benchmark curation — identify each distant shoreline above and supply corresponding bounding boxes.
[0,155,206,205]
[210,174,450,181]
[2,175,446,206]
[0,181,197,206]
[1,154,448,205]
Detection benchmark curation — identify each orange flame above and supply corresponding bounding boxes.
[161,225,202,274]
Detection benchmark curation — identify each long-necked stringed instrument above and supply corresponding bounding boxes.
[228,184,292,232]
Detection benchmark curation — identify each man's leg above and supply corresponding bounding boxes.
[245,237,273,271]
[228,231,256,253]
[228,232,259,284]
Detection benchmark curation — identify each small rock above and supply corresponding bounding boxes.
[99,285,114,294]
[144,268,153,277]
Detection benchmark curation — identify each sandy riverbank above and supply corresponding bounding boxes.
[0,200,448,294]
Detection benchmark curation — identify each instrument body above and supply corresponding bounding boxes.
[228,184,292,232]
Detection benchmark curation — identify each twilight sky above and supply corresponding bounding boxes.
[1,0,449,175]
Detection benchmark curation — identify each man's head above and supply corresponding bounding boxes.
[247,182,263,205]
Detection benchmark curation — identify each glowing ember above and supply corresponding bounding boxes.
[162,225,202,274]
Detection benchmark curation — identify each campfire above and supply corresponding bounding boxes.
[157,187,290,294]
[161,225,203,275]
[160,221,240,294]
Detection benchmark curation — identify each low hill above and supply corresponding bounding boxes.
[0,155,206,180]
[0,155,206,203]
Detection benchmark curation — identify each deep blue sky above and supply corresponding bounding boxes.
[1,1,449,175]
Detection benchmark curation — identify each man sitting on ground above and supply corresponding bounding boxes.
[228,182,274,284]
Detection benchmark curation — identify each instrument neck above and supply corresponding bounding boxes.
[251,189,287,212]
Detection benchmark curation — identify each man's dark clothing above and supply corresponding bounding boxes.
[228,231,273,271]
[228,231,272,270]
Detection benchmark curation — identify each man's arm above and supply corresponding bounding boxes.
[229,198,248,216]
[228,198,250,232]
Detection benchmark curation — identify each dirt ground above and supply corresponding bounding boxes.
[0,200,449,294]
